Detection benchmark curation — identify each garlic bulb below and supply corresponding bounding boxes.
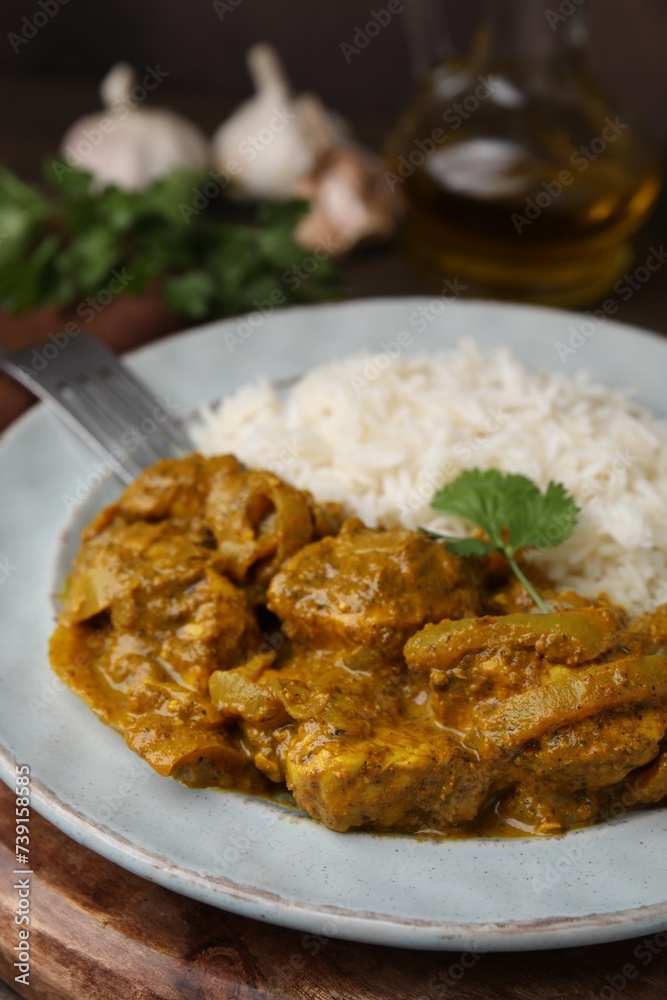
[212,44,401,252]
[60,63,210,191]
[212,45,342,199]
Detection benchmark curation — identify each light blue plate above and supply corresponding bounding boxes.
[2,298,667,951]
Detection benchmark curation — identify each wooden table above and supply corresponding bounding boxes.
[2,73,667,999]
[2,781,667,1000]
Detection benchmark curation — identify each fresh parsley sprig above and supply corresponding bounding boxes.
[425,468,580,613]
[0,160,345,321]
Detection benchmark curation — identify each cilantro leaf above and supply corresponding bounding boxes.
[58,227,121,294]
[510,479,579,551]
[443,537,496,559]
[427,468,580,612]
[162,271,217,319]
[0,161,345,321]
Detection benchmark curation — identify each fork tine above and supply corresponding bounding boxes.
[101,365,191,455]
[35,384,142,484]
[74,377,168,469]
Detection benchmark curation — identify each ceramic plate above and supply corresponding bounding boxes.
[2,298,667,952]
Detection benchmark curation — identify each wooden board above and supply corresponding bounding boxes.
[1,782,667,999]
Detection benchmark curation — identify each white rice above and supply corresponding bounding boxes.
[192,342,667,613]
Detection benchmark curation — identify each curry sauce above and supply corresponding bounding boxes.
[50,454,667,836]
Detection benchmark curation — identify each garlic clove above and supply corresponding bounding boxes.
[294,93,349,158]
[294,146,403,255]
[59,63,210,191]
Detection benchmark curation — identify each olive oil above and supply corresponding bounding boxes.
[386,1,662,307]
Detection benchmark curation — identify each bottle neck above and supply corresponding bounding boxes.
[471,0,587,78]
[405,0,456,78]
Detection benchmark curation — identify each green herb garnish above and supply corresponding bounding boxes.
[425,468,580,613]
[0,160,344,321]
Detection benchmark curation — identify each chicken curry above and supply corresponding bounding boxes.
[50,455,667,836]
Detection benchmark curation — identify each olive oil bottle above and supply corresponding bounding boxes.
[386,0,662,307]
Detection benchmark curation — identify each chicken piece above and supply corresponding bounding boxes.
[62,517,261,691]
[205,467,341,600]
[517,710,667,789]
[123,680,266,792]
[153,568,262,692]
[284,723,488,833]
[62,518,209,624]
[493,707,667,834]
[268,518,481,657]
[215,646,490,832]
[119,453,242,521]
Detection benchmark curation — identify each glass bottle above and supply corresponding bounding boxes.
[386,0,662,307]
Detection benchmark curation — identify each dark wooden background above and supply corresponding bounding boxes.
[0,0,666,148]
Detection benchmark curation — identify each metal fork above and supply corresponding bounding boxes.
[1,332,192,483]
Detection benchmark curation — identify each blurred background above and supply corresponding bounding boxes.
[0,0,666,422]
[1,0,666,154]
[1,0,666,138]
